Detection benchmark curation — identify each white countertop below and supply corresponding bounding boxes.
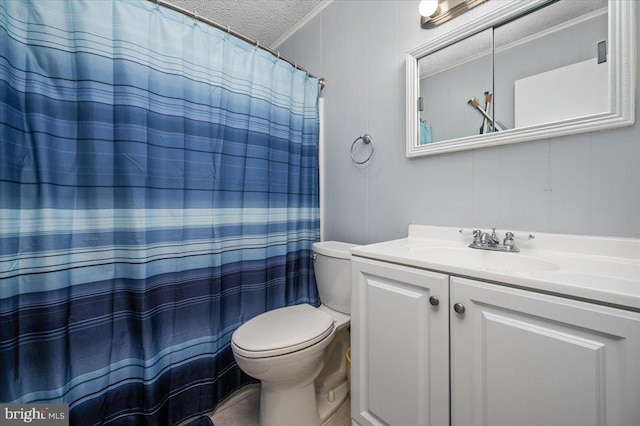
[350,225,640,311]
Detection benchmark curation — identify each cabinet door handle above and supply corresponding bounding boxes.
[429,296,440,306]
[453,303,466,315]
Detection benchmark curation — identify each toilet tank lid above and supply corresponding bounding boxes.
[312,241,358,259]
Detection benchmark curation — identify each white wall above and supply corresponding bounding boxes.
[278,0,640,244]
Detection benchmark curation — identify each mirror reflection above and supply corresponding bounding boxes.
[418,29,492,144]
[415,0,609,148]
[494,0,608,131]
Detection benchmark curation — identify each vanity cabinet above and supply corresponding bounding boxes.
[351,257,449,426]
[351,258,640,426]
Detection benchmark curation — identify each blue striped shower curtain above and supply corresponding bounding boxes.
[0,0,320,424]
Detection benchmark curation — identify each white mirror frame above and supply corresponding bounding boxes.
[406,0,636,158]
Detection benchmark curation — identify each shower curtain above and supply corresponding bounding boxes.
[0,0,320,424]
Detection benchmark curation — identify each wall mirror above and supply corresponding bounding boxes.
[406,0,636,158]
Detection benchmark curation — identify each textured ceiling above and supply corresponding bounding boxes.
[166,0,326,48]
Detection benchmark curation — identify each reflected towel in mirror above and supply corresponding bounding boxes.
[420,120,432,144]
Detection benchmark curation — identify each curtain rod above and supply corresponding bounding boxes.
[150,0,326,90]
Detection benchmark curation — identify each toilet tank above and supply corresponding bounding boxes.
[312,241,358,314]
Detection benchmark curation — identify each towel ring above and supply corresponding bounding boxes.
[350,134,374,165]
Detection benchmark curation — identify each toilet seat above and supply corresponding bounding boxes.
[232,304,334,359]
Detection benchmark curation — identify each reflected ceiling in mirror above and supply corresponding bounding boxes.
[418,29,493,143]
[406,0,635,158]
[494,1,608,132]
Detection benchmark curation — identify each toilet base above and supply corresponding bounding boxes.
[317,378,349,421]
[315,326,350,422]
[260,378,322,426]
[259,368,349,426]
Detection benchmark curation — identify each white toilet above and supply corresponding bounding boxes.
[231,241,356,426]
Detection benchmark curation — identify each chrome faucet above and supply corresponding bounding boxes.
[479,228,500,246]
[462,228,534,253]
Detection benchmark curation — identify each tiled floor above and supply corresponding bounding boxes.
[207,385,351,426]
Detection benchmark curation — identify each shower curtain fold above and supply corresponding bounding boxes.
[0,0,320,424]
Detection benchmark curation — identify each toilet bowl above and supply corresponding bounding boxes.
[231,241,356,426]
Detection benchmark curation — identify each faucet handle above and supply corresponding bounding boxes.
[511,232,535,241]
[503,231,534,249]
[459,228,483,244]
[503,231,515,247]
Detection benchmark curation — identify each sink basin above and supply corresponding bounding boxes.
[409,246,560,274]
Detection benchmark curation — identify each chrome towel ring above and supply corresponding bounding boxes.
[350,133,374,165]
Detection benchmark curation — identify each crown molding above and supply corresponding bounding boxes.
[270,0,334,49]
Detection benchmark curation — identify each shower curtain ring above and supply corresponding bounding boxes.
[193,10,197,24]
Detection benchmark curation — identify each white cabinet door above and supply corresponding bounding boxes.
[451,276,640,426]
[351,257,449,426]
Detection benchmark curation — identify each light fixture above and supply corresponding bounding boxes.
[420,0,489,29]
[419,0,439,18]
